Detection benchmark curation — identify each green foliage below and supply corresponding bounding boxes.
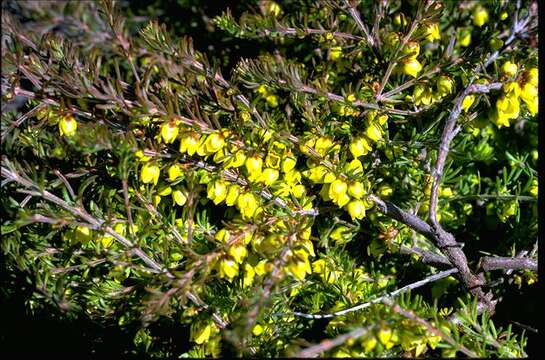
[1,0,537,357]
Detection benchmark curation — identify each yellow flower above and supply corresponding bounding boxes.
[243,263,255,288]
[346,199,366,220]
[330,226,351,245]
[266,94,279,107]
[260,168,279,186]
[527,68,538,86]
[207,179,228,205]
[472,5,489,27]
[413,85,433,105]
[202,132,225,154]
[168,164,184,181]
[494,94,520,127]
[135,150,151,162]
[193,323,218,344]
[378,184,393,198]
[172,190,187,206]
[59,114,77,137]
[237,192,258,219]
[501,61,518,77]
[402,41,420,59]
[437,75,454,96]
[228,244,248,264]
[225,184,240,206]
[281,155,297,173]
[461,95,475,112]
[349,136,372,158]
[401,58,422,78]
[344,159,363,175]
[304,165,328,183]
[179,132,200,155]
[520,82,538,115]
[330,46,343,61]
[226,150,247,169]
[365,122,383,142]
[315,136,335,156]
[378,327,392,345]
[287,249,312,280]
[245,155,263,181]
[363,336,377,352]
[252,324,264,336]
[424,22,440,42]
[458,28,471,47]
[266,1,282,17]
[74,226,92,242]
[160,121,179,143]
[215,228,230,243]
[312,259,337,283]
[329,179,350,207]
[218,258,239,281]
[348,181,365,199]
[140,163,160,185]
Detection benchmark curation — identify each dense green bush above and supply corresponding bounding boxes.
[1,0,538,357]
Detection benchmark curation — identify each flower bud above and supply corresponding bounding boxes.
[59,114,77,137]
[501,61,518,77]
[436,75,454,96]
[472,5,489,27]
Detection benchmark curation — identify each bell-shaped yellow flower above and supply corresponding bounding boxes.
[345,159,364,175]
[349,136,372,158]
[314,136,335,156]
[281,154,297,173]
[527,68,538,86]
[330,46,342,61]
[401,58,422,78]
[413,85,433,105]
[346,199,366,220]
[59,114,77,137]
[260,168,279,186]
[494,94,520,127]
[168,164,184,181]
[207,179,228,205]
[365,122,383,142]
[245,155,263,181]
[237,192,258,219]
[193,322,218,345]
[179,132,200,155]
[243,263,255,288]
[172,190,187,206]
[140,163,160,185]
[218,258,239,281]
[461,95,475,112]
[501,61,518,77]
[225,184,240,206]
[203,132,225,154]
[472,5,489,27]
[160,121,179,143]
[329,179,350,207]
[226,150,246,169]
[287,249,312,280]
[228,244,248,264]
[348,181,365,199]
[520,82,538,115]
[215,228,230,243]
[437,75,454,97]
[402,41,420,59]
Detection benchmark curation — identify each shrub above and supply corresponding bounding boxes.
[1,0,538,357]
